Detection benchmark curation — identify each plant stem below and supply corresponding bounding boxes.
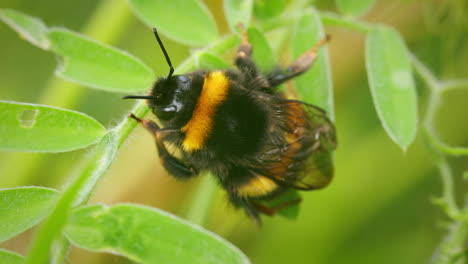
[185,175,219,226]
[409,53,440,92]
[404,21,468,264]
[410,54,468,156]
[431,205,468,264]
[437,158,460,218]
[439,80,468,92]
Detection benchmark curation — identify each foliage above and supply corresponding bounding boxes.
[0,0,466,263]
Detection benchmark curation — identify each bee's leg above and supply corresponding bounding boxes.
[222,165,263,225]
[252,203,275,216]
[234,24,259,79]
[228,193,262,226]
[129,113,198,179]
[252,197,302,216]
[267,35,330,87]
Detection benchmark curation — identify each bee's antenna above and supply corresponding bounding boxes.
[122,95,156,100]
[153,27,174,79]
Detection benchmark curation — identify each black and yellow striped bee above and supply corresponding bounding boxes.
[124,25,336,224]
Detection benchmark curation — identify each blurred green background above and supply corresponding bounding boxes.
[1,0,467,263]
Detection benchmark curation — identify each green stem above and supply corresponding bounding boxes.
[411,55,468,156]
[185,175,219,226]
[51,238,70,264]
[424,95,468,156]
[409,53,440,92]
[402,17,468,264]
[424,129,468,156]
[437,158,460,218]
[432,207,468,264]
[439,80,468,91]
[114,102,150,149]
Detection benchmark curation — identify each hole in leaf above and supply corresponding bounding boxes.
[18,108,39,128]
[392,70,413,90]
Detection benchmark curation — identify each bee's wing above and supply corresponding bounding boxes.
[253,100,336,190]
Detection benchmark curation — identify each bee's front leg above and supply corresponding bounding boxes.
[129,114,198,179]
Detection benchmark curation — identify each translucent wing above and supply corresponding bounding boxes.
[252,99,336,190]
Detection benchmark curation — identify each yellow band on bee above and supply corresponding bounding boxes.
[182,71,229,151]
[237,175,278,198]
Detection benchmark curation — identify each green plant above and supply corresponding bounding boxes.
[0,0,466,263]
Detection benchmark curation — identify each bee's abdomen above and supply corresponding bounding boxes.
[222,166,280,199]
[207,86,269,157]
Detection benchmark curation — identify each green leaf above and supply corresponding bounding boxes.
[224,0,253,33]
[128,0,218,47]
[0,187,59,243]
[336,0,376,17]
[293,8,334,119]
[0,100,106,152]
[365,26,418,151]
[319,12,371,33]
[0,249,24,264]
[247,26,275,71]
[65,204,250,264]
[47,28,155,92]
[0,9,49,49]
[176,56,198,75]
[253,0,285,20]
[206,35,240,57]
[197,52,231,69]
[176,35,239,74]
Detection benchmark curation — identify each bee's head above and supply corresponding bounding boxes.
[147,74,192,120]
[123,28,200,123]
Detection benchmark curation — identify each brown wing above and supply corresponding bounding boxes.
[252,99,336,190]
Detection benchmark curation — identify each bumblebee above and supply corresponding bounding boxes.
[124,25,336,223]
